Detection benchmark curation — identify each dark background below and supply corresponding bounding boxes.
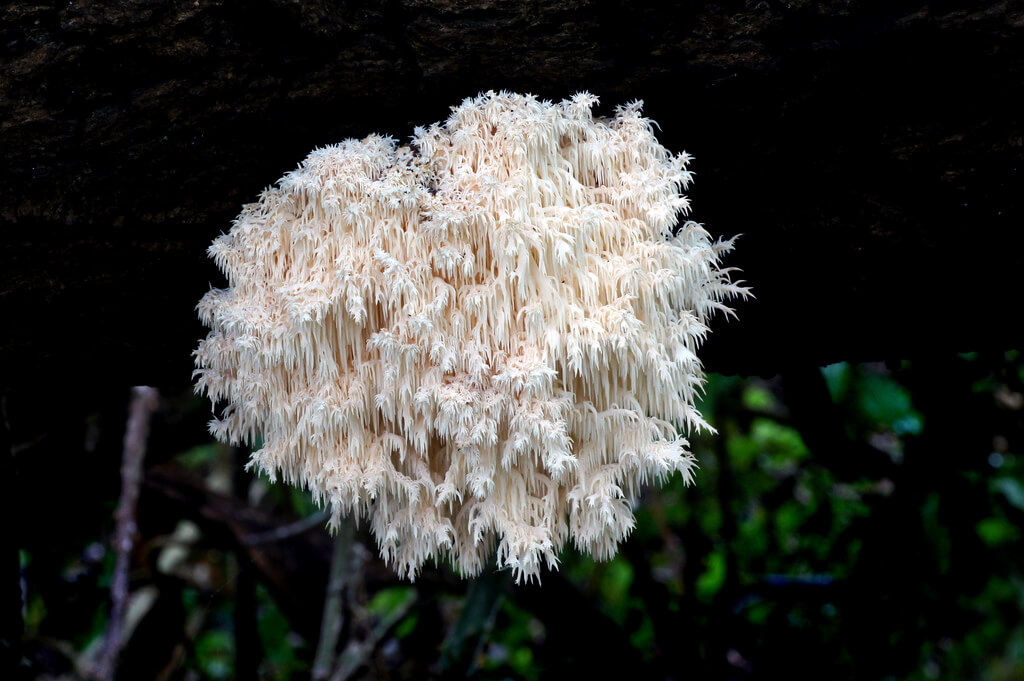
[3,2,1023,679]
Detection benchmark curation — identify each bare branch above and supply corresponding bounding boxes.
[242,510,330,546]
[330,585,417,681]
[95,386,159,681]
[312,522,354,681]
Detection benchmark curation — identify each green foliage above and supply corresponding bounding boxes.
[479,601,542,681]
[17,353,1024,680]
[696,549,726,601]
[255,585,307,679]
[193,627,233,680]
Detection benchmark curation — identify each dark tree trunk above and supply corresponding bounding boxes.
[3,1,1022,395]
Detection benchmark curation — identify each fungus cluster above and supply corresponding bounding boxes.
[195,91,747,582]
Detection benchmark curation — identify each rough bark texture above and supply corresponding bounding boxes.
[3,0,1023,392]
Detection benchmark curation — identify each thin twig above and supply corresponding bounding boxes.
[329,539,370,681]
[242,510,330,546]
[312,522,354,681]
[95,386,159,681]
[330,589,417,681]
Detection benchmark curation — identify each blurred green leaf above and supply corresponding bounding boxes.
[858,373,922,434]
[600,557,635,622]
[821,362,851,402]
[178,443,225,470]
[696,550,725,601]
[993,478,1024,511]
[751,417,810,460]
[742,384,776,412]
[394,613,418,639]
[440,569,512,676]
[195,629,233,680]
[976,517,1020,547]
[484,600,543,681]
[510,646,535,675]
[255,585,307,678]
[369,585,417,617]
[629,612,656,656]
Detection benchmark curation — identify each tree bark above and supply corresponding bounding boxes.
[3,1,1023,391]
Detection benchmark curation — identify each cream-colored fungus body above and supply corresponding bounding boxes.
[195,91,747,582]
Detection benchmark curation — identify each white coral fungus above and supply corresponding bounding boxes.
[195,91,747,582]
